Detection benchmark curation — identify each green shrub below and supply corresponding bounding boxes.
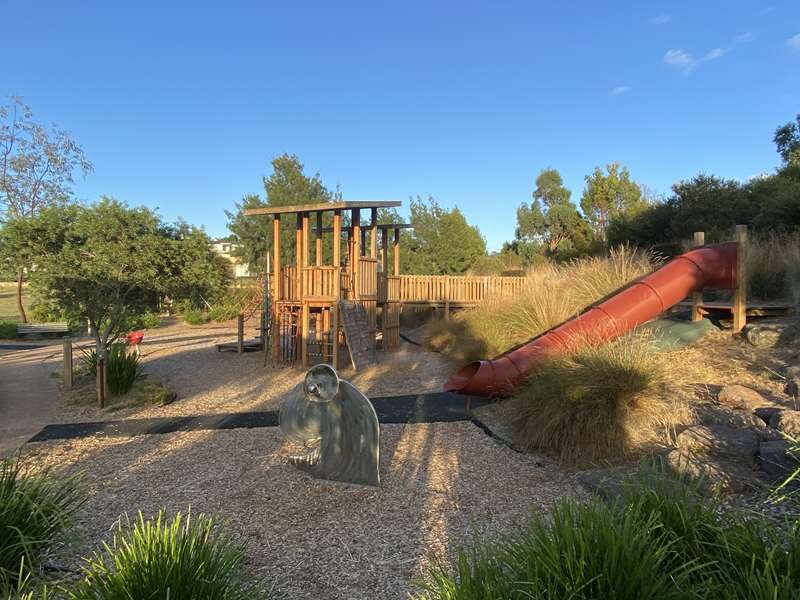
[79,344,142,396]
[126,312,160,330]
[0,322,16,339]
[417,470,800,600]
[0,457,84,590]
[182,308,209,326]
[105,344,142,396]
[512,334,687,466]
[68,511,266,600]
[208,305,240,323]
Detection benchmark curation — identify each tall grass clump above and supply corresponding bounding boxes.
[417,469,800,600]
[0,457,84,590]
[426,246,657,363]
[513,334,687,466]
[747,233,800,303]
[69,511,266,600]
[79,344,142,396]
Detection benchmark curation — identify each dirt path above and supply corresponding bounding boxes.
[0,344,62,456]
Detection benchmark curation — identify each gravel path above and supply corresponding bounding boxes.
[55,320,459,424]
[26,423,583,600]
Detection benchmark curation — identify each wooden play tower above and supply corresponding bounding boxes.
[244,200,410,369]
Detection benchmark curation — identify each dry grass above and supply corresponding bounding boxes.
[425,247,658,363]
[747,233,800,303]
[511,333,691,467]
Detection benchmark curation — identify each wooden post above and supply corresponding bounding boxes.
[352,208,361,299]
[301,303,310,367]
[381,229,388,273]
[445,278,451,321]
[302,212,310,269]
[237,314,244,354]
[315,212,323,266]
[331,302,339,370]
[97,356,106,408]
[733,224,748,334]
[272,216,282,362]
[393,227,400,276]
[370,207,378,259]
[333,210,342,268]
[691,231,705,321]
[295,214,303,301]
[62,336,73,390]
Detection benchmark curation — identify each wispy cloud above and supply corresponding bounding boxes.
[649,13,671,25]
[736,32,754,43]
[788,34,800,51]
[703,47,729,61]
[611,86,631,96]
[663,49,696,73]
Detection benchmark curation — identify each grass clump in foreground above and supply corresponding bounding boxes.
[425,246,657,363]
[0,457,84,591]
[513,333,687,466]
[69,511,265,600]
[0,321,16,339]
[417,469,800,600]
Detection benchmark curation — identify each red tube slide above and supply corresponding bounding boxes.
[444,243,738,397]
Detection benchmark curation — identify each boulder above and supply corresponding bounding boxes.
[744,320,800,348]
[675,425,759,461]
[758,440,799,479]
[664,449,753,494]
[755,406,784,425]
[717,384,770,411]
[575,467,628,502]
[697,402,767,431]
[768,410,800,438]
[744,324,783,348]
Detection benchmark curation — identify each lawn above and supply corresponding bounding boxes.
[0,282,29,323]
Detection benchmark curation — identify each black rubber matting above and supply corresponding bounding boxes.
[28,392,486,443]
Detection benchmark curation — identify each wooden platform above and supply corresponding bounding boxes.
[674,301,795,318]
[216,339,264,353]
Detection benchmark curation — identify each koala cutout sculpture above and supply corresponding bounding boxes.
[279,364,380,487]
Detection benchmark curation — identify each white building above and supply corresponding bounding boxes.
[210,239,251,279]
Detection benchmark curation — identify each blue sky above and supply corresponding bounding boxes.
[3,1,799,250]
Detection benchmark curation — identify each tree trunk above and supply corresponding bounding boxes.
[16,269,28,323]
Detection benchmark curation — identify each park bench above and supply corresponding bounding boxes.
[16,322,70,338]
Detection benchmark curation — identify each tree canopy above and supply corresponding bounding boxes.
[0,96,92,321]
[226,154,334,274]
[774,114,800,166]
[580,163,644,240]
[404,196,486,275]
[513,168,593,262]
[14,199,230,353]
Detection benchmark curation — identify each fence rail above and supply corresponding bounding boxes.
[380,274,525,304]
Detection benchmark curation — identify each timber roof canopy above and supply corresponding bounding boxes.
[243,200,401,216]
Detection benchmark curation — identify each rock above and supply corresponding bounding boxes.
[575,467,628,502]
[675,425,759,460]
[759,440,799,479]
[768,410,800,438]
[665,449,753,494]
[717,384,770,411]
[697,402,767,431]
[785,378,800,399]
[744,320,800,348]
[755,406,784,425]
[744,324,782,348]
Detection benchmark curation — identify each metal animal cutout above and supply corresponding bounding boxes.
[279,364,380,486]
